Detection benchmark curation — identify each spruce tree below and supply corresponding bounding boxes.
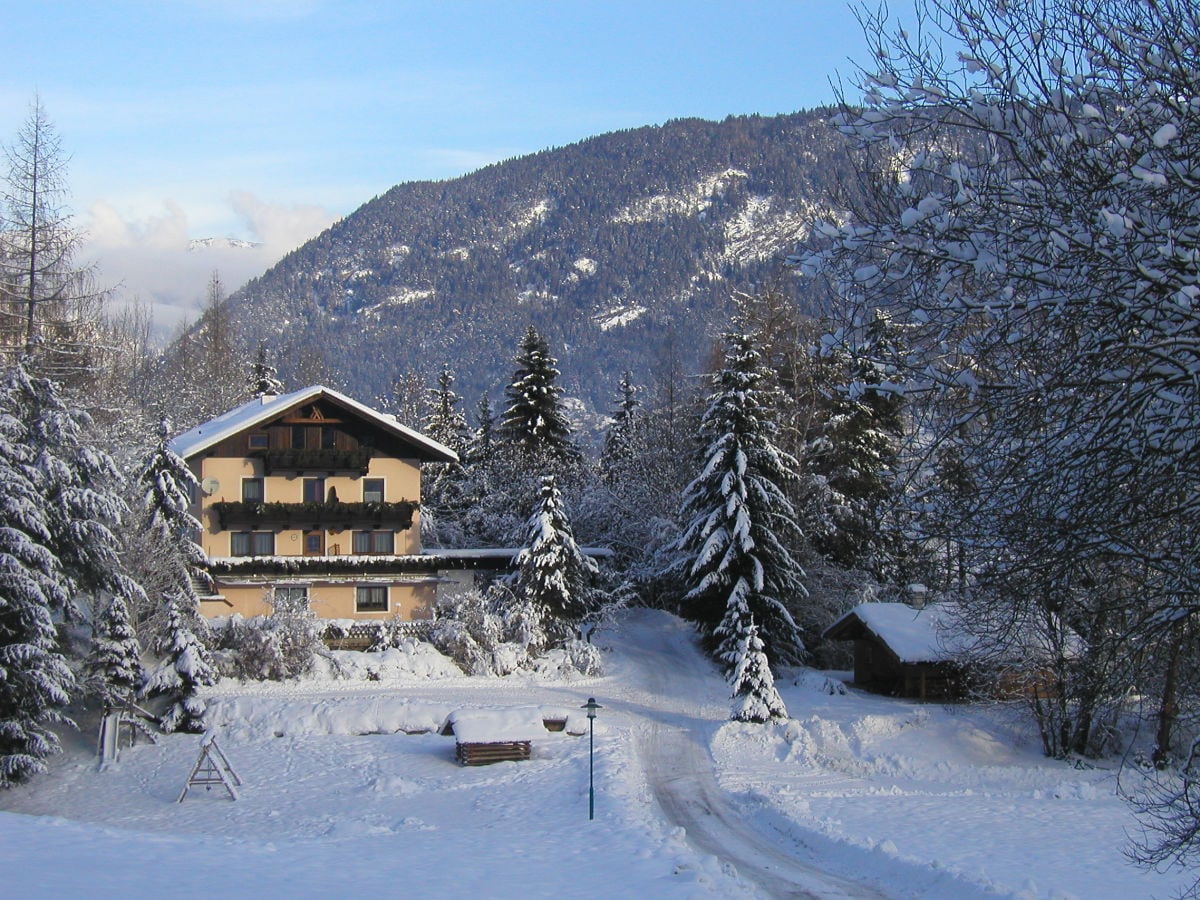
[423,367,469,455]
[810,309,906,579]
[134,417,216,727]
[0,368,74,785]
[6,361,143,623]
[513,474,598,647]
[463,396,496,467]
[724,612,788,723]
[600,371,643,484]
[84,593,145,709]
[143,598,216,733]
[419,367,469,545]
[137,416,211,606]
[246,341,284,398]
[500,326,580,468]
[671,330,807,667]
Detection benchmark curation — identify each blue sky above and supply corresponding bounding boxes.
[0,0,877,325]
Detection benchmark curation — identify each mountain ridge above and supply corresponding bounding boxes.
[221,109,856,415]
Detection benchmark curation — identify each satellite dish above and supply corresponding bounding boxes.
[200,477,220,496]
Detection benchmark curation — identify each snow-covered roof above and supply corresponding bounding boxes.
[441,707,548,743]
[169,385,457,463]
[823,603,973,664]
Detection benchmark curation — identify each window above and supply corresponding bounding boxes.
[248,432,269,450]
[356,585,388,613]
[362,478,385,503]
[291,425,307,450]
[241,477,264,503]
[273,585,308,612]
[302,477,326,503]
[231,531,275,556]
[352,530,394,555]
[303,530,324,555]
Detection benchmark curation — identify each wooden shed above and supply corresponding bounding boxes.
[823,603,972,700]
[440,707,552,766]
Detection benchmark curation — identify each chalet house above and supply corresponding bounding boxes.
[170,385,501,623]
[822,602,973,700]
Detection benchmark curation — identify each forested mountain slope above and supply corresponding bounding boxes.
[224,109,856,412]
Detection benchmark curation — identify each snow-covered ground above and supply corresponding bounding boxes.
[0,610,1192,898]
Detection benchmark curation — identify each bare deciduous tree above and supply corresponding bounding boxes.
[0,96,105,382]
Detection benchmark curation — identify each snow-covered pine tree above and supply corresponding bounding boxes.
[246,341,284,398]
[500,326,580,469]
[453,395,528,546]
[420,366,469,542]
[0,370,75,785]
[723,611,788,723]
[809,308,907,580]
[513,474,599,648]
[423,367,469,456]
[671,330,807,667]
[600,370,643,484]
[83,592,144,709]
[142,598,216,733]
[133,416,216,715]
[137,415,211,605]
[463,396,497,468]
[5,360,144,623]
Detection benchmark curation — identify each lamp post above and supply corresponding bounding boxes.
[582,697,602,820]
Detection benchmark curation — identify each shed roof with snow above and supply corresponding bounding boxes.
[823,602,973,663]
[823,603,976,700]
[440,707,549,743]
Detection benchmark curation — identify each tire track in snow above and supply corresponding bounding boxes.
[617,613,887,898]
[639,722,885,899]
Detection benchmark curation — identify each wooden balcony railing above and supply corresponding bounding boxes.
[254,447,372,475]
[211,500,415,530]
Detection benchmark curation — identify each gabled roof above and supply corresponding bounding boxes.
[169,385,458,463]
[823,602,973,664]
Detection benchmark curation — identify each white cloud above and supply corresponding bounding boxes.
[81,193,337,335]
[229,191,336,256]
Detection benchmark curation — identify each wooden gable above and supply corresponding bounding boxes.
[199,393,452,464]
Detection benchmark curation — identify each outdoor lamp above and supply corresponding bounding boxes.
[582,697,602,820]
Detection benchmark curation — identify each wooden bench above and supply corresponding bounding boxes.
[455,740,532,766]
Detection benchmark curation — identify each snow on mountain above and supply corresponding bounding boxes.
[187,237,261,252]
[217,110,859,415]
[593,302,647,331]
[0,610,1188,898]
[611,168,749,225]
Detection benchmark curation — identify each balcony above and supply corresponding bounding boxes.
[211,500,415,531]
[253,447,372,475]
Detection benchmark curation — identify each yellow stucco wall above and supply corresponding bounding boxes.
[189,456,423,559]
[202,580,437,621]
[187,454,432,621]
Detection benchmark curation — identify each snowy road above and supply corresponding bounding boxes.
[612,613,886,898]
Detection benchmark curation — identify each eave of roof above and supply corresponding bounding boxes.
[168,385,458,464]
[823,602,968,664]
